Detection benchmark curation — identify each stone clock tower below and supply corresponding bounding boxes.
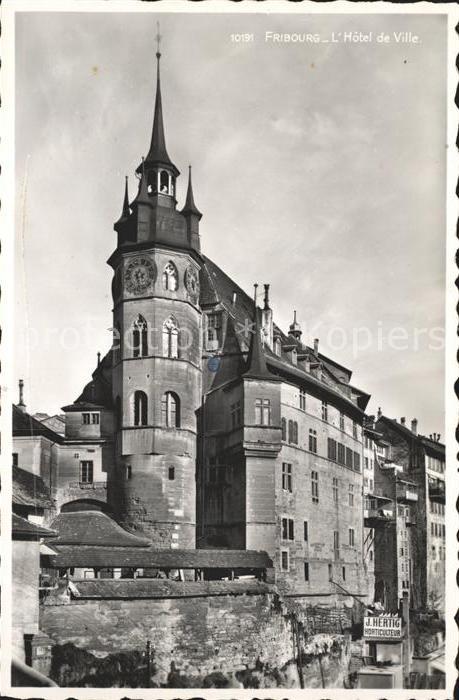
[107,48,203,549]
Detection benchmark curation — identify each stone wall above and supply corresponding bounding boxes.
[41,582,352,688]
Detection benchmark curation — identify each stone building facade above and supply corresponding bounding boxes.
[374,416,445,615]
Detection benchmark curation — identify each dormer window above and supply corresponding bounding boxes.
[274,337,282,357]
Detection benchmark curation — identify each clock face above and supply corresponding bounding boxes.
[185,264,200,301]
[124,256,156,295]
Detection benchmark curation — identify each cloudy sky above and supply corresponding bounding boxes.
[15,10,446,434]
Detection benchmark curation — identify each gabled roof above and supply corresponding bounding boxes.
[12,405,64,444]
[48,546,272,570]
[66,579,272,599]
[48,510,151,548]
[13,466,53,509]
[419,434,445,457]
[12,513,56,539]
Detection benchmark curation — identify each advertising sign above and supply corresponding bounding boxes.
[364,615,402,640]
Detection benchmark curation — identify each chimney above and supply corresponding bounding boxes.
[313,338,319,356]
[261,283,273,350]
[436,433,441,442]
[18,379,26,413]
[411,418,418,435]
[377,407,382,420]
[400,417,406,426]
[97,352,101,367]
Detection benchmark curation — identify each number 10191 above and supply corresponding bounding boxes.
[231,34,255,43]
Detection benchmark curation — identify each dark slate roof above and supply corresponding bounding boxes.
[48,511,151,548]
[266,355,365,416]
[200,256,255,347]
[378,417,445,456]
[199,256,367,406]
[68,579,273,599]
[12,405,64,443]
[12,513,56,539]
[181,166,202,219]
[48,546,273,570]
[419,435,445,457]
[138,56,178,176]
[13,466,53,509]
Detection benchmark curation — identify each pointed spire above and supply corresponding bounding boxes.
[181,166,202,219]
[115,176,130,225]
[132,158,150,206]
[244,285,279,381]
[137,28,179,176]
[288,310,302,340]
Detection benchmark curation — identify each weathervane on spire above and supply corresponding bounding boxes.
[156,21,162,60]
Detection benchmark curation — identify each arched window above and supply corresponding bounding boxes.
[160,170,169,194]
[162,262,178,291]
[161,392,180,428]
[293,421,298,445]
[281,417,287,441]
[133,390,148,427]
[115,396,122,430]
[132,315,148,358]
[162,316,179,358]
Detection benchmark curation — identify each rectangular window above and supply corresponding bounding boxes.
[340,413,345,431]
[281,550,289,571]
[126,465,132,480]
[304,562,310,582]
[332,477,339,503]
[82,413,91,424]
[353,421,358,439]
[311,471,319,503]
[400,548,404,557]
[168,466,175,481]
[321,401,328,422]
[328,563,333,582]
[346,447,353,469]
[12,453,18,467]
[369,478,373,491]
[299,389,306,411]
[303,521,308,542]
[282,463,293,492]
[79,460,94,484]
[349,528,355,546]
[342,566,346,581]
[334,531,339,550]
[353,452,361,472]
[282,517,294,541]
[91,413,100,425]
[348,484,354,507]
[328,438,337,461]
[364,457,369,470]
[337,443,345,465]
[255,398,271,426]
[309,429,317,454]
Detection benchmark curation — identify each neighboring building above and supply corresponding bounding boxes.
[12,460,56,676]
[375,415,445,616]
